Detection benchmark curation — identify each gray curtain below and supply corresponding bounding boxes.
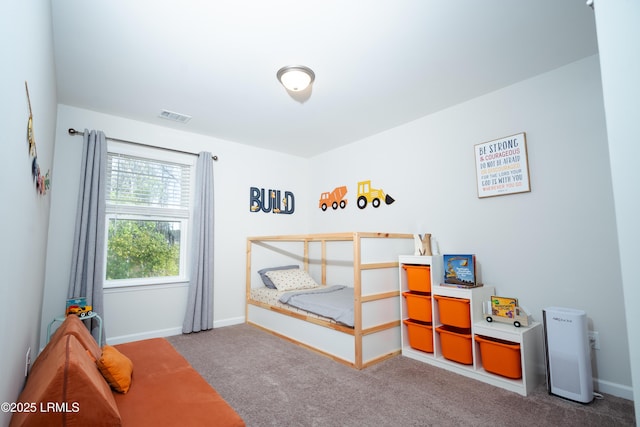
[183,152,215,333]
[68,129,107,341]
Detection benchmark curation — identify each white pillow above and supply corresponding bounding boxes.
[264,269,319,291]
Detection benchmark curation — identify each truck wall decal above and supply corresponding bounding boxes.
[319,186,347,211]
[356,180,395,209]
[318,180,395,211]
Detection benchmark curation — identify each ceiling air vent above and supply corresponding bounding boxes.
[159,109,192,123]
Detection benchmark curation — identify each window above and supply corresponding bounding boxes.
[104,143,194,287]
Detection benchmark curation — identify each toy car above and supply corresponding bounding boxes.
[66,305,93,317]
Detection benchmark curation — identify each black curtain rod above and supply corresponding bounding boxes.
[67,128,218,161]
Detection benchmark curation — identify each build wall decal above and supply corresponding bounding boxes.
[318,180,395,212]
[250,187,295,214]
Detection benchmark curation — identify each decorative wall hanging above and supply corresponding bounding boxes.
[318,186,348,211]
[249,187,295,214]
[474,132,530,198]
[356,180,395,209]
[25,81,50,195]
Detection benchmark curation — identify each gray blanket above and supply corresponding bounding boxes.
[279,285,354,327]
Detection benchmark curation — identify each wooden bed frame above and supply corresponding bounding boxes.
[245,232,414,369]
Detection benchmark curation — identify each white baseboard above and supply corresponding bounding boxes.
[213,316,245,328]
[105,317,246,345]
[106,327,183,345]
[594,377,634,401]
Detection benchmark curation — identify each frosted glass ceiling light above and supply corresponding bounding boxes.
[277,65,315,92]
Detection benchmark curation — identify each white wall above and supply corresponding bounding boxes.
[42,105,310,346]
[594,0,640,415]
[0,1,57,425]
[308,55,632,399]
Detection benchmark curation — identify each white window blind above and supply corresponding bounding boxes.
[104,150,193,286]
[106,152,191,216]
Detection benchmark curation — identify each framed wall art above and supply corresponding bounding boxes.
[474,132,530,198]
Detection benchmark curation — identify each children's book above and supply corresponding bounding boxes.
[443,254,476,286]
[490,296,518,318]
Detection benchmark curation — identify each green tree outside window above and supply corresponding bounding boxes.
[107,219,181,280]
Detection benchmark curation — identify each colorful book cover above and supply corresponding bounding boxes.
[443,254,476,286]
[491,296,518,318]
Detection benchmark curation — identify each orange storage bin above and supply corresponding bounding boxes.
[404,319,434,353]
[434,295,471,328]
[403,291,432,322]
[436,325,473,365]
[474,335,522,379]
[403,264,431,293]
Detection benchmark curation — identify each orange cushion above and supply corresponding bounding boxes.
[97,345,134,393]
[10,334,121,426]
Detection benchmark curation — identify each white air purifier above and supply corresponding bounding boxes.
[543,307,593,403]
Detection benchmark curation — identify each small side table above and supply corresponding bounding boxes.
[47,312,103,347]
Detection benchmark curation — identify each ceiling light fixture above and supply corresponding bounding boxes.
[276,65,315,92]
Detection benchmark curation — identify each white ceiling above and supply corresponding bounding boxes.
[51,0,598,157]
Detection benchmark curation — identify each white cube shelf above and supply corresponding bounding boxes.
[399,255,543,396]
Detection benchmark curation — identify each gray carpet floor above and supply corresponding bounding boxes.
[167,324,635,427]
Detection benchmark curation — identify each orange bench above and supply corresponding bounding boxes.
[11,315,244,426]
